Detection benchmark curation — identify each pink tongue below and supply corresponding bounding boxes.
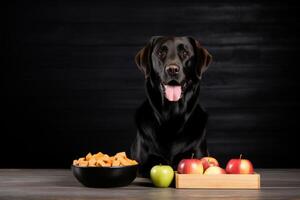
[164,85,182,101]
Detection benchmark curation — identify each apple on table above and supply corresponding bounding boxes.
[150,164,174,188]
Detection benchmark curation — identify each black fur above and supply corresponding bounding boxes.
[130,36,212,177]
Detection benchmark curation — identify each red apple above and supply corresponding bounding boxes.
[226,154,254,174]
[177,154,203,174]
[200,157,219,170]
[204,166,226,175]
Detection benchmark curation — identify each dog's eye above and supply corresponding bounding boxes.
[157,48,167,58]
[180,50,189,58]
[183,51,188,57]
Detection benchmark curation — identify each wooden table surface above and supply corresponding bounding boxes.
[0,169,300,200]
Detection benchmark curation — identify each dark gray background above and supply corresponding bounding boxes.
[2,0,300,168]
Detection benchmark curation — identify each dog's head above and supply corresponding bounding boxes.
[135,36,212,102]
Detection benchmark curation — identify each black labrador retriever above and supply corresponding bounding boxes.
[130,36,212,177]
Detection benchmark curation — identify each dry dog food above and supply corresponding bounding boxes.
[73,151,138,167]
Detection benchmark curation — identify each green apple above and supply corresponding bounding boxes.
[150,165,174,188]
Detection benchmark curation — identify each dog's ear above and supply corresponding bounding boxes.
[135,36,162,79]
[189,37,212,79]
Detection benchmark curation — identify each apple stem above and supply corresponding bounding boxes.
[191,153,194,159]
[240,154,242,159]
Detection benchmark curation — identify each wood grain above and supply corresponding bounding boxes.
[0,169,299,200]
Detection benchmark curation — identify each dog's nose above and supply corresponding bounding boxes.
[165,65,180,76]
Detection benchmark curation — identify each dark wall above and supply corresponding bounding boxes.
[2,0,300,168]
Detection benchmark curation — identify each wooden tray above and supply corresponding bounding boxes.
[175,172,260,189]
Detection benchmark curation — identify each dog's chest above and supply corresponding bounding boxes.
[153,114,205,162]
[155,128,194,161]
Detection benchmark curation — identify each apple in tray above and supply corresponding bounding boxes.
[204,166,226,175]
[226,154,254,174]
[177,154,203,174]
[200,157,219,171]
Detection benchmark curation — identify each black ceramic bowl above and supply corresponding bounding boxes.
[71,164,138,188]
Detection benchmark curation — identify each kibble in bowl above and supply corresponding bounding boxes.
[72,151,138,187]
[73,151,138,167]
